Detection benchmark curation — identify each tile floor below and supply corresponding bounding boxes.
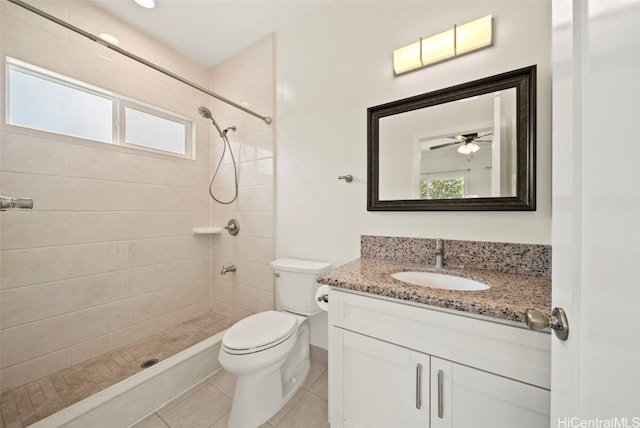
[0,312,234,428]
[132,359,330,428]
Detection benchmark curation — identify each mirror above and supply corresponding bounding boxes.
[367,65,536,211]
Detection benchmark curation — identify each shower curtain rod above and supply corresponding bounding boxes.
[7,0,273,125]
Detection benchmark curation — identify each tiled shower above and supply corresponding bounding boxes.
[0,0,274,396]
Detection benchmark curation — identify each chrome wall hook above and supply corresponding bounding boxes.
[338,175,353,183]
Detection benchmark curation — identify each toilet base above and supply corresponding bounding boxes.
[226,323,310,428]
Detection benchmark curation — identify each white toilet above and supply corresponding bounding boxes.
[218,258,332,428]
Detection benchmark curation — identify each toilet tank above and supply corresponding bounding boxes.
[271,258,332,316]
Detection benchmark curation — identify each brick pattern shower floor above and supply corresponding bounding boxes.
[0,311,234,428]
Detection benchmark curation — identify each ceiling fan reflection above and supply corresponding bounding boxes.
[429,132,493,152]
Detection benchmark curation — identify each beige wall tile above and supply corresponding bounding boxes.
[0,133,210,186]
[0,349,71,393]
[234,284,273,315]
[235,237,274,264]
[70,334,115,366]
[213,259,273,294]
[1,257,209,328]
[1,301,127,369]
[1,211,209,250]
[212,235,237,259]
[235,212,273,238]
[209,34,275,322]
[125,301,209,343]
[238,158,273,187]
[128,279,209,324]
[1,236,209,289]
[212,278,234,306]
[0,172,209,212]
[236,185,273,212]
[0,282,75,329]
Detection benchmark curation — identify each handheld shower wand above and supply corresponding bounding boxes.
[198,106,239,205]
[197,106,223,137]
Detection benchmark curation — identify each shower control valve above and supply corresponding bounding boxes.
[225,219,240,236]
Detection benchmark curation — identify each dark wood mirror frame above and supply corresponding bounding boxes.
[367,65,536,211]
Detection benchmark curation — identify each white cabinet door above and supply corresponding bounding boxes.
[341,330,430,428]
[431,357,550,428]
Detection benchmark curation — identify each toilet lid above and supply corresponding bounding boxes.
[223,311,297,354]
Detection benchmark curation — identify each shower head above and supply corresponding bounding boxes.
[197,106,224,137]
[197,105,213,120]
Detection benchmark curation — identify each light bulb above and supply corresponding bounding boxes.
[457,143,480,154]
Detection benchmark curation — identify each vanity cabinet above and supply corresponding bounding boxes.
[342,330,430,428]
[429,357,549,428]
[328,289,551,428]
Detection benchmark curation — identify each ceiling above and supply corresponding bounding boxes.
[89,0,330,67]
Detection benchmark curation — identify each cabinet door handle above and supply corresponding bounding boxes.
[415,363,422,409]
[437,369,444,418]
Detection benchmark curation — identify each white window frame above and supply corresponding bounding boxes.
[6,57,194,159]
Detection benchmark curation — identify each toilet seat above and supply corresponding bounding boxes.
[222,311,297,355]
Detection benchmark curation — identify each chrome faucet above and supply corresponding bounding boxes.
[220,265,236,275]
[435,238,443,269]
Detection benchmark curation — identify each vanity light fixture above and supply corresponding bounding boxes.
[134,0,156,9]
[393,15,493,75]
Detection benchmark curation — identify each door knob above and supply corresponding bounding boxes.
[525,307,569,340]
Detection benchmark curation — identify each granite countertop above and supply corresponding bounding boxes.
[317,258,551,324]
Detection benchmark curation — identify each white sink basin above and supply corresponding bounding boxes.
[391,271,490,291]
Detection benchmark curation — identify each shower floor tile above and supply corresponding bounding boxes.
[0,311,234,428]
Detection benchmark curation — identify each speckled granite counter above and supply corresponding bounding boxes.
[317,257,551,324]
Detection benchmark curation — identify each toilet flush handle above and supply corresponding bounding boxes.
[317,294,328,303]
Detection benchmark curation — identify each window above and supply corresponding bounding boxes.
[123,106,187,155]
[421,177,465,199]
[6,58,193,158]
[8,64,114,143]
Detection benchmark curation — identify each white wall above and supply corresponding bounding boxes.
[276,0,551,347]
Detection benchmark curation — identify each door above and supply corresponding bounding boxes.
[551,0,640,423]
[341,330,430,428]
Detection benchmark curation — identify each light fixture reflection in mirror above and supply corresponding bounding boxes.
[457,142,479,154]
